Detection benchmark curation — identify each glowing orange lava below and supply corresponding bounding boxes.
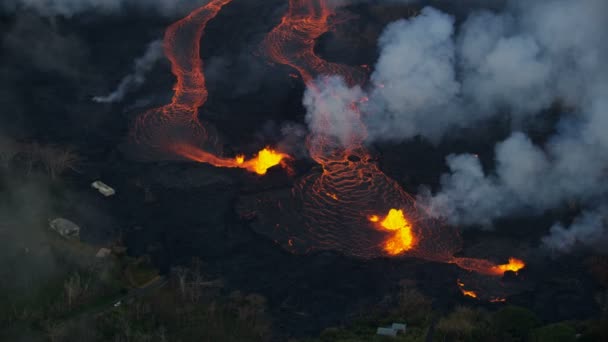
[171,143,290,175]
[132,0,232,153]
[248,148,291,175]
[457,279,478,299]
[490,297,507,303]
[254,0,526,303]
[264,0,366,86]
[130,0,284,174]
[369,209,415,255]
[492,258,526,275]
[450,257,526,277]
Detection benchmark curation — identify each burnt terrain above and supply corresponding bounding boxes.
[0,0,604,340]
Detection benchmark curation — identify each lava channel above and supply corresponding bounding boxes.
[131,0,289,174]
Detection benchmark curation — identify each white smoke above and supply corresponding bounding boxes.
[93,40,163,104]
[366,7,460,142]
[412,0,608,253]
[303,76,366,149]
[329,0,418,7]
[541,207,608,254]
[303,0,607,253]
[1,0,206,17]
[363,0,606,141]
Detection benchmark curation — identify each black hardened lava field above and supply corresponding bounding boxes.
[1,1,607,341]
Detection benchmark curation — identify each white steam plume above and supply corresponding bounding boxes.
[302,1,607,253]
[303,76,366,149]
[541,207,608,254]
[1,0,206,17]
[93,40,163,104]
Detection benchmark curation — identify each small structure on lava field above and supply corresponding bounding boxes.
[49,218,80,240]
[376,322,407,337]
[91,180,116,197]
[95,248,112,258]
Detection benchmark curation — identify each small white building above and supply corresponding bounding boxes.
[376,322,407,337]
[96,248,112,258]
[92,180,116,197]
[49,218,80,239]
[376,327,397,337]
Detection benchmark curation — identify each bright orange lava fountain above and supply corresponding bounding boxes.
[131,0,288,174]
[370,209,415,255]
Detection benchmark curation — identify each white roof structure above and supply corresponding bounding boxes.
[49,218,80,239]
[92,180,116,197]
[376,322,407,337]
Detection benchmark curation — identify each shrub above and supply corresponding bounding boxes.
[530,323,576,342]
[436,306,484,341]
[0,136,19,169]
[394,286,433,325]
[34,145,80,180]
[492,306,541,341]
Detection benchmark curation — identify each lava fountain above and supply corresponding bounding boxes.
[370,209,416,256]
[131,0,289,175]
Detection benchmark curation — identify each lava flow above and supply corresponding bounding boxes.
[171,143,290,175]
[131,0,289,174]
[242,0,527,289]
[132,0,232,152]
[457,279,478,299]
[246,0,459,260]
[450,257,526,277]
[264,0,366,86]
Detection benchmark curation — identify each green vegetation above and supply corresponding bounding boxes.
[492,305,542,341]
[0,137,79,180]
[0,233,274,342]
[297,302,590,342]
[435,306,491,341]
[297,284,433,342]
[34,260,273,342]
[529,323,577,342]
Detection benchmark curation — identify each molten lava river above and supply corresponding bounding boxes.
[131,0,289,175]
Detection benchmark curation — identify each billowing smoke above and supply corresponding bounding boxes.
[303,76,366,149]
[303,0,607,253]
[415,0,608,254]
[329,0,418,8]
[93,40,163,104]
[1,0,206,17]
[541,206,608,254]
[366,7,460,142]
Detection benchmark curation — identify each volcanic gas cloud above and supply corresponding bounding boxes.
[240,0,525,283]
[131,0,289,175]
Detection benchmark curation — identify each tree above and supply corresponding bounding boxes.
[530,323,576,342]
[492,306,541,341]
[36,145,79,180]
[436,306,485,341]
[0,136,19,169]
